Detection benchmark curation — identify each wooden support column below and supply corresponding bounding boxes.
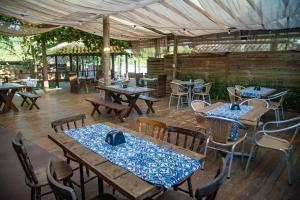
[69,55,73,71]
[155,38,160,58]
[111,54,115,79]
[41,37,49,91]
[76,55,79,77]
[54,55,59,87]
[125,54,128,78]
[172,35,178,79]
[102,15,111,85]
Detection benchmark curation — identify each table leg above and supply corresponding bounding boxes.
[98,177,104,198]
[125,94,142,116]
[1,89,18,113]
[79,164,86,200]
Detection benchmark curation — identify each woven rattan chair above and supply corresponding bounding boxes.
[12,132,73,200]
[47,160,117,200]
[227,87,243,104]
[195,79,205,84]
[245,117,300,185]
[192,82,212,103]
[167,126,206,197]
[157,155,229,200]
[234,85,245,95]
[266,90,288,126]
[204,116,248,178]
[240,98,269,109]
[169,81,188,110]
[191,100,211,132]
[136,117,167,140]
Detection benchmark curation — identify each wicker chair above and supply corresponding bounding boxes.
[191,100,211,132]
[266,90,288,126]
[166,126,206,197]
[240,98,269,109]
[227,87,242,104]
[136,117,167,140]
[195,79,205,84]
[245,117,300,185]
[47,160,117,200]
[204,116,248,178]
[12,132,73,200]
[192,82,212,103]
[157,155,229,200]
[234,85,245,95]
[169,82,188,110]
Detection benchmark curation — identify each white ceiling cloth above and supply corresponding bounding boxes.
[0,0,299,40]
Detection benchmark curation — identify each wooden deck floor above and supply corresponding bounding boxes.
[0,89,299,200]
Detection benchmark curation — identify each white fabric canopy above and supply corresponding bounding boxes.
[0,0,299,40]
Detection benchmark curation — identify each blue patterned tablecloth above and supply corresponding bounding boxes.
[240,87,275,98]
[107,85,150,93]
[65,124,201,188]
[206,103,253,140]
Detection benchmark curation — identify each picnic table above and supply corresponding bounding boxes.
[0,83,27,113]
[96,85,155,117]
[48,122,204,200]
[240,87,276,98]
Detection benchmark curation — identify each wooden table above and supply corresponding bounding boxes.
[240,87,276,98]
[0,83,27,113]
[96,85,155,117]
[48,122,204,200]
[197,102,269,128]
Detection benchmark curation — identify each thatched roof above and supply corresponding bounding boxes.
[46,41,125,56]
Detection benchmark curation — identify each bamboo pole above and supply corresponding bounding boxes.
[102,15,111,85]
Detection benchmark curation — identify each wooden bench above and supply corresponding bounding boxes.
[138,95,159,114]
[85,99,127,122]
[18,92,41,110]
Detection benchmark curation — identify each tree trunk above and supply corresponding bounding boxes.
[41,38,49,91]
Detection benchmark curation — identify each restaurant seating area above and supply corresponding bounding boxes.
[1,1,300,200]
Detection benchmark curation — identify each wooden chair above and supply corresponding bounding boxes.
[266,90,288,125]
[167,126,206,197]
[191,100,211,132]
[204,116,248,178]
[169,82,188,110]
[157,155,228,200]
[50,114,94,192]
[227,87,242,104]
[12,132,73,200]
[192,82,212,103]
[47,160,117,200]
[136,117,167,140]
[245,117,300,185]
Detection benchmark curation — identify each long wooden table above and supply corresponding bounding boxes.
[96,85,155,117]
[197,102,269,129]
[0,83,27,113]
[48,122,204,200]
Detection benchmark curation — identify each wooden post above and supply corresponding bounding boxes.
[69,55,73,71]
[111,54,115,79]
[155,38,160,58]
[41,37,49,91]
[102,15,111,85]
[125,54,128,78]
[172,35,178,79]
[55,55,59,87]
[76,55,79,77]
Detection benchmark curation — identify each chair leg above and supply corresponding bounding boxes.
[187,177,193,197]
[275,109,279,127]
[169,94,173,109]
[177,96,180,110]
[227,146,236,178]
[281,106,284,120]
[285,150,293,185]
[241,141,245,162]
[208,95,211,104]
[31,188,36,200]
[86,167,90,176]
[202,139,210,169]
[35,187,41,200]
[245,145,256,173]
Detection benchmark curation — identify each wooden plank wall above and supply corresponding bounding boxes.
[147,51,300,109]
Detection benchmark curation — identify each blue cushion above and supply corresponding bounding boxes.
[228,122,239,141]
[178,85,188,92]
[193,83,204,93]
